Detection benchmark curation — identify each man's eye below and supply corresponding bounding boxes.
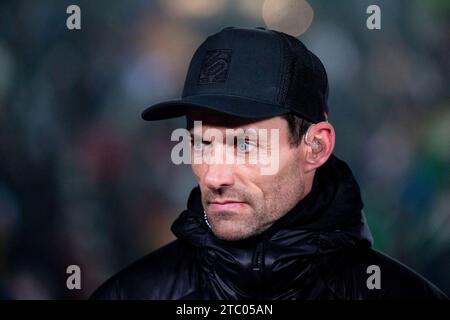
[193,141,202,151]
[192,140,211,151]
[236,140,256,152]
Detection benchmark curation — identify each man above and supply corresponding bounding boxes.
[91,27,447,299]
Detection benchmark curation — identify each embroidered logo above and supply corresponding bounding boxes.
[198,49,232,84]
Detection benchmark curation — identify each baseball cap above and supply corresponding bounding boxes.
[141,26,329,123]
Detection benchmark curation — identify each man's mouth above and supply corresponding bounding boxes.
[207,200,248,211]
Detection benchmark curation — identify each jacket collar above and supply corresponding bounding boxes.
[171,154,373,299]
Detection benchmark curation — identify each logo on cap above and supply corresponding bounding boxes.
[198,49,232,85]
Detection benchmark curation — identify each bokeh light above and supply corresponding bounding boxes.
[262,0,314,36]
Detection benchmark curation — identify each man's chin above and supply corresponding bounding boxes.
[209,220,257,241]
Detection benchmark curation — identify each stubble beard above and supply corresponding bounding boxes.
[202,177,306,241]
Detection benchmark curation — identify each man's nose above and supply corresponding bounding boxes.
[203,163,235,190]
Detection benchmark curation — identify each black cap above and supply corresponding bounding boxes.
[142,26,329,123]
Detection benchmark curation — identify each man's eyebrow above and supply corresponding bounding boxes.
[226,127,258,137]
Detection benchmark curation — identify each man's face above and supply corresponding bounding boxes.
[188,109,308,241]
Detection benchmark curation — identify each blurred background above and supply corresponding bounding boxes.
[0,0,449,299]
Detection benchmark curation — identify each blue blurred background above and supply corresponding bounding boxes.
[0,0,449,299]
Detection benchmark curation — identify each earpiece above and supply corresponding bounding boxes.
[304,130,322,153]
[310,140,321,151]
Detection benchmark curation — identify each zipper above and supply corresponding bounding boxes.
[251,240,267,299]
[251,241,265,271]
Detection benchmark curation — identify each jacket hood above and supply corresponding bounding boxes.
[171,154,373,299]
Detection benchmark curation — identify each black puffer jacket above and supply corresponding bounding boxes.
[91,155,447,300]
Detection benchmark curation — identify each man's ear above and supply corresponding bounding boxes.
[302,121,335,173]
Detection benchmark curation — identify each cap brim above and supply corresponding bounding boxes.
[141,94,290,121]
